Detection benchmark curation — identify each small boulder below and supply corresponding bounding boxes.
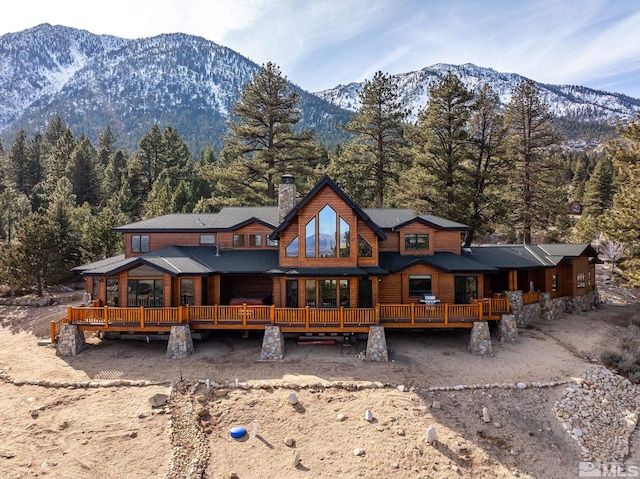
[426,425,438,444]
[288,393,299,405]
[293,452,301,467]
[354,448,365,456]
[284,437,294,447]
[482,407,491,423]
[148,393,169,408]
[364,409,373,422]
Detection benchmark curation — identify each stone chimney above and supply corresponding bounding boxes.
[278,174,296,223]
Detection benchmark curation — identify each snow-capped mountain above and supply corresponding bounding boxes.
[1,25,639,154]
[0,24,350,153]
[317,62,640,124]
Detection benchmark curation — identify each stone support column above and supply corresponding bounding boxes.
[504,290,524,326]
[468,321,493,357]
[540,292,553,321]
[260,325,285,360]
[56,324,87,356]
[166,324,194,359]
[365,326,388,362]
[497,314,518,343]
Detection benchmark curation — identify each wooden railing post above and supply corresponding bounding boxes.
[243,303,247,327]
[270,305,275,324]
[50,321,56,343]
[214,304,219,327]
[339,306,344,330]
[103,306,109,329]
[139,306,144,328]
[444,304,449,326]
[67,306,73,323]
[305,306,310,330]
[178,305,183,324]
[410,303,415,326]
[488,299,493,318]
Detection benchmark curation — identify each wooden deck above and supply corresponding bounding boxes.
[50,298,510,342]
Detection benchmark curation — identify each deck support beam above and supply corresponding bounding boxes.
[56,324,87,356]
[166,325,194,359]
[365,326,388,362]
[504,291,524,326]
[260,325,285,360]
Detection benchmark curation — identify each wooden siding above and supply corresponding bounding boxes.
[279,217,300,267]
[356,219,379,267]
[379,231,400,252]
[217,224,277,250]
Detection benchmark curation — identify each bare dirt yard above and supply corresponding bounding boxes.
[0,291,639,479]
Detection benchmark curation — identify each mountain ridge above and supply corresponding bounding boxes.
[1,24,639,154]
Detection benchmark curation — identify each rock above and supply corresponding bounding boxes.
[288,393,299,405]
[30,410,39,419]
[364,409,373,422]
[214,389,228,398]
[493,422,502,428]
[284,437,294,447]
[336,413,346,422]
[138,412,149,419]
[128,431,138,438]
[293,452,301,467]
[426,426,438,444]
[516,382,527,389]
[227,472,238,479]
[396,385,406,392]
[482,407,491,423]
[354,448,365,456]
[432,401,441,409]
[148,393,169,408]
[196,394,206,402]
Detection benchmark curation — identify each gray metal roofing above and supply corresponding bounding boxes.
[362,209,415,228]
[379,252,497,273]
[72,254,127,272]
[210,206,279,229]
[466,244,596,269]
[115,214,219,232]
[267,266,377,277]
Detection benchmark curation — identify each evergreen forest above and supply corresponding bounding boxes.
[1,63,638,295]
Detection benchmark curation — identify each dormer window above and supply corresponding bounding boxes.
[405,233,429,250]
[131,235,150,253]
[305,205,351,258]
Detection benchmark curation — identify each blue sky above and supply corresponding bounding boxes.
[2,0,640,97]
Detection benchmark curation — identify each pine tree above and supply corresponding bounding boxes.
[331,71,409,208]
[8,130,29,194]
[401,72,473,223]
[97,125,116,168]
[70,137,101,207]
[464,83,510,245]
[80,197,127,261]
[504,80,562,243]
[581,157,614,217]
[137,124,164,190]
[212,62,321,204]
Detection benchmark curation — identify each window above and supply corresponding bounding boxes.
[305,217,316,258]
[358,236,372,257]
[131,235,150,253]
[249,234,262,247]
[577,272,586,288]
[92,277,99,297]
[233,234,245,247]
[180,278,194,306]
[200,234,216,245]
[127,279,163,307]
[267,238,278,247]
[551,274,558,292]
[305,205,351,258]
[339,217,350,258]
[405,233,429,250]
[285,236,298,257]
[409,275,432,297]
[106,278,119,306]
[304,279,350,308]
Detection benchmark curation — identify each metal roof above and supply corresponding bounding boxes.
[379,252,497,273]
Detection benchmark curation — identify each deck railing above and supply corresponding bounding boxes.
[51,297,510,342]
[522,291,540,305]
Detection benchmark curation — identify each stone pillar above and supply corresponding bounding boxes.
[468,321,493,357]
[496,314,518,343]
[504,290,524,326]
[166,325,194,359]
[56,324,87,356]
[365,326,388,362]
[260,325,285,360]
[540,292,553,321]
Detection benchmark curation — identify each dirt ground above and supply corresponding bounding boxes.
[0,291,639,478]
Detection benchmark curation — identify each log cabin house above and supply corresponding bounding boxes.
[56,175,598,341]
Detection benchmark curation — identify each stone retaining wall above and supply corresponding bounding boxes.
[365,326,388,361]
[56,324,87,356]
[260,325,285,360]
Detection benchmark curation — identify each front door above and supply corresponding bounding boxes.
[358,278,373,308]
[454,276,478,304]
